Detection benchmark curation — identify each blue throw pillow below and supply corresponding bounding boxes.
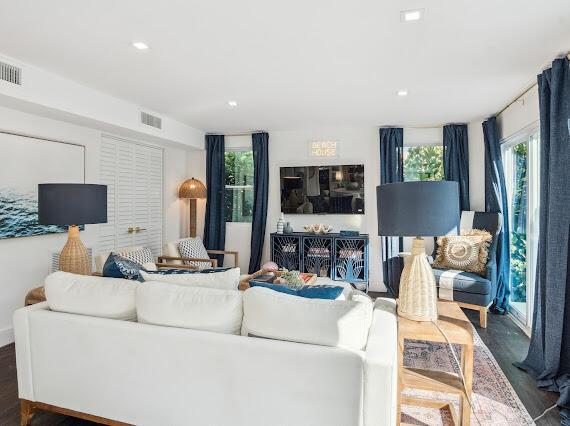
[249,281,344,300]
[102,254,147,281]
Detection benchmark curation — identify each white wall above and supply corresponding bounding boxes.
[468,86,540,211]
[0,105,202,347]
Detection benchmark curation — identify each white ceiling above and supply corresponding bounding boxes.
[0,0,569,132]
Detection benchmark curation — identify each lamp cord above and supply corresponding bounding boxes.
[533,404,557,422]
[431,320,482,426]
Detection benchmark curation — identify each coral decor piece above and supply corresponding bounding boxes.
[261,261,279,272]
[303,224,333,235]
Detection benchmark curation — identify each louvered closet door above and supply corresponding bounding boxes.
[99,136,163,256]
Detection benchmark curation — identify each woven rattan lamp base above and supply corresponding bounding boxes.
[397,237,438,322]
[59,225,91,275]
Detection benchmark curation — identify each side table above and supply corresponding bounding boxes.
[25,286,46,306]
[398,301,474,425]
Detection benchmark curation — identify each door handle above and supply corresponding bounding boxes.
[128,227,147,233]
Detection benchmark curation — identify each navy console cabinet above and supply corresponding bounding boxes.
[270,232,369,290]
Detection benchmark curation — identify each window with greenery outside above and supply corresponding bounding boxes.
[224,150,254,222]
[510,142,528,303]
[403,146,444,182]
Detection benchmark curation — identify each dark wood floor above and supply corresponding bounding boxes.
[0,306,560,425]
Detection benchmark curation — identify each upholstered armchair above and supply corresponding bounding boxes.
[432,211,503,328]
[159,237,239,269]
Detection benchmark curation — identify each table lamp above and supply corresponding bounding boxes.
[178,178,206,237]
[38,183,107,275]
[376,181,459,321]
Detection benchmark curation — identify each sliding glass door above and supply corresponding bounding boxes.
[502,127,540,329]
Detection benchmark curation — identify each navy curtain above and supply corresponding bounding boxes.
[203,135,226,265]
[515,57,570,424]
[248,132,269,273]
[482,117,510,314]
[443,124,470,211]
[379,127,404,297]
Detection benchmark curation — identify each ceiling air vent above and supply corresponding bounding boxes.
[0,61,22,85]
[141,111,162,129]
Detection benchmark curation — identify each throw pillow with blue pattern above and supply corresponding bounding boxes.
[249,281,344,300]
[141,267,233,280]
[102,253,147,281]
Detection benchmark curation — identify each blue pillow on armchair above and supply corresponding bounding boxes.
[249,281,344,300]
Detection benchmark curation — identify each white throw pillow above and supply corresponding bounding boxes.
[178,237,211,268]
[139,268,240,290]
[242,287,373,351]
[136,282,243,335]
[45,271,137,321]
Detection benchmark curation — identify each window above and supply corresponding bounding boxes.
[502,128,540,329]
[403,145,444,182]
[224,150,254,222]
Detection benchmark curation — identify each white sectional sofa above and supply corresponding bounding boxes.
[14,272,398,426]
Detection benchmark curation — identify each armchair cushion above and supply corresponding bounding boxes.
[178,237,211,268]
[433,268,493,307]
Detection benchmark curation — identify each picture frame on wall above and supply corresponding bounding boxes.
[0,131,85,240]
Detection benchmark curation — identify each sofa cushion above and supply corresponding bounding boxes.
[45,271,137,320]
[136,282,243,335]
[242,286,373,350]
[178,237,211,268]
[248,281,344,299]
[139,267,240,290]
[433,268,491,295]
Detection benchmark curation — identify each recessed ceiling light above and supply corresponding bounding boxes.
[228,100,238,107]
[132,41,149,50]
[397,90,408,97]
[400,9,424,22]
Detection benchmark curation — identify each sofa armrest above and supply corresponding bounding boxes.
[364,298,398,426]
[13,302,50,401]
[485,257,498,298]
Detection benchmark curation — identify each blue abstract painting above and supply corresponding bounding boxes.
[0,132,85,240]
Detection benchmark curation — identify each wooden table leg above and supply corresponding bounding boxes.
[20,400,35,426]
[397,336,404,425]
[460,343,474,425]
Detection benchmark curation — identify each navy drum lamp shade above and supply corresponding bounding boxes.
[38,184,107,226]
[376,181,460,237]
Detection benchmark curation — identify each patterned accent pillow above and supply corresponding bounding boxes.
[115,248,154,266]
[144,267,233,276]
[178,237,211,268]
[102,254,146,281]
[433,229,492,276]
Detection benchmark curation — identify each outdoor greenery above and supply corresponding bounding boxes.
[224,151,254,222]
[510,142,528,303]
[403,146,444,182]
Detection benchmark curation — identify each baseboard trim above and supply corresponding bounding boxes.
[0,326,14,348]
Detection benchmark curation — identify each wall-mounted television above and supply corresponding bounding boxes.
[280,164,364,214]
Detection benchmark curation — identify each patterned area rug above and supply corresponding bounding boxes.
[401,327,533,425]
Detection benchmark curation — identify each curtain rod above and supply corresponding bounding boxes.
[206,130,266,137]
[495,52,570,118]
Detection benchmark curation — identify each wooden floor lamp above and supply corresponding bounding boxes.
[178,178,206,237]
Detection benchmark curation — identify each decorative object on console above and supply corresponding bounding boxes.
[377,181,460,321]
[433,229,492,275]
[178,177,206,238]
[38,183,107,275]
[0,131,85,240]
[276,212,285,233]
[283,221,293,234]
[303,224,333,234]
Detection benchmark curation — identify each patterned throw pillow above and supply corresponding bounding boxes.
[178,237,211,268]
[432,229,492,275]
[102,254,146,281]
[116,248,154,266]
[143,267,233,276]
